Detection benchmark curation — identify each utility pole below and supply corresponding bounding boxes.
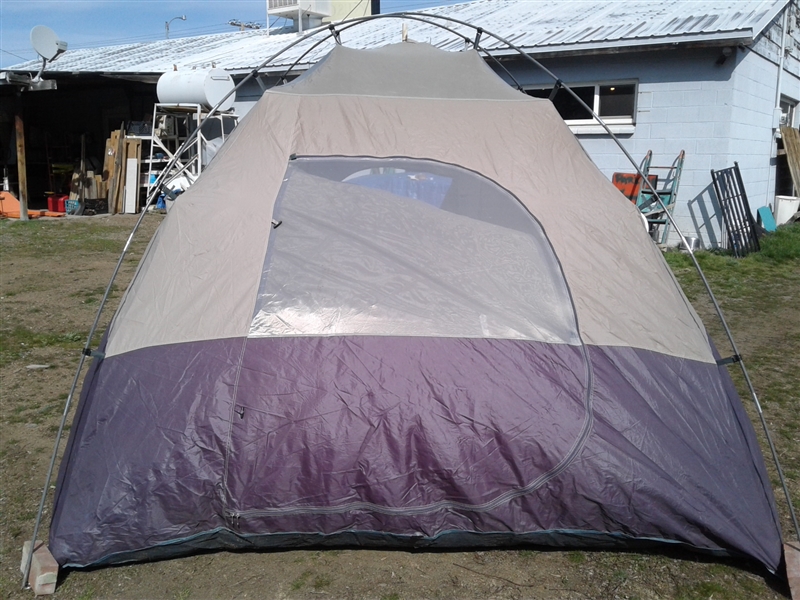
[15,112,29,221]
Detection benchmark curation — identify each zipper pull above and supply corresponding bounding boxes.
[226,510,241,529]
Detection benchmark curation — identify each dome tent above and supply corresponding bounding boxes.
[49,42,782,572]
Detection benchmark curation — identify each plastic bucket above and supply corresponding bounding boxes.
[775,196,800,225]
[681,237,702,252]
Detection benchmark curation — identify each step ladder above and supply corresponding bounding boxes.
[636,150,685,245]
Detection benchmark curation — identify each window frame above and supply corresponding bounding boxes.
[780,95,798,128]
[524,80,638,135]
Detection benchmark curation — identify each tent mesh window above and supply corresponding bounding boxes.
[249,157,580,345]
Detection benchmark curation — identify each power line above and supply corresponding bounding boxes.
[0,48,32,61]
[342,0,369,22]
[2,21,262,56]
[69,24,243,48]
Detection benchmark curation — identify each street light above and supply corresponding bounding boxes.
[165,15,187,39]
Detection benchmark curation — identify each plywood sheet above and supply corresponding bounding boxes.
[780,126,800,193]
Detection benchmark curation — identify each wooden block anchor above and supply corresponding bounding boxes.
[786,543,800,599]
[20,540,58,596]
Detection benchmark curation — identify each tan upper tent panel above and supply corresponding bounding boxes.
[274,43,525,100]
[106,43,711,363]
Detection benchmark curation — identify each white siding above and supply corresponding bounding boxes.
[503,49,740,247]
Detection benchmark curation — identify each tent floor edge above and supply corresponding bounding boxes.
[60,527,772,575]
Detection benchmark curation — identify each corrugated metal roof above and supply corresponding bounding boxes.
[3,0,789,75]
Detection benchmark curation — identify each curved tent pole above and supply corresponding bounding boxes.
[480,51,524,91]
[273,17,521,93]
[272,17,523,91]
[21,19,391,590]
[383,11,800,544]
[266,16,800,543]
[274,16,473,85]
[20,25,337,590]
[23,11,797,589]
[478,32,800,546]
[19,193,161,590]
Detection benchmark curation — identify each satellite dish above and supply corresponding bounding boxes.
[30,25,67,61]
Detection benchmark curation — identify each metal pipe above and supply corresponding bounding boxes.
[766,6,790,207]
[774,7,789,120]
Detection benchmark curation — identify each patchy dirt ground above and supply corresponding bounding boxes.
[0,215,796,599]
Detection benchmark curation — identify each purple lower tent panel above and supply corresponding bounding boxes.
[226,336,589,515]
[49,336,781,572]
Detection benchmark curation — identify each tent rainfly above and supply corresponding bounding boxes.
[49,43,782,572]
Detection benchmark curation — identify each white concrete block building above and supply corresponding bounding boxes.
[487,0,800,247]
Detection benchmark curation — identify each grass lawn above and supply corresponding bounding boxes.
[0,216,798,600]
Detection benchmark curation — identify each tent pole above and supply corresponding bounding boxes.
[26,17,797,589]
[507,52,800,544]
[398,15,800,543]
[21,29,334,589]
[354,12,800,543]
[21,355,86,589]
[21,190,162,589]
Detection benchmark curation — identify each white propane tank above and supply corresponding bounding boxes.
[156,68,235,111]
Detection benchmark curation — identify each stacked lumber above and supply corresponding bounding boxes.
[101,127,143,214]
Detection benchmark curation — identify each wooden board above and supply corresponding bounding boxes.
[107,125,126,214]
[101,129,120,209]
[95,174,106,200]
[68,172,80,201]
[85,170,97,200]
[781,126,800,194]
[103,130,119,182]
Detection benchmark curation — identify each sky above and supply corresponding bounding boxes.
[0,0,464,68]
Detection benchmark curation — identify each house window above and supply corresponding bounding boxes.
[599,85,636,118]
[526,82,637,134]
[780,96,797,127]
